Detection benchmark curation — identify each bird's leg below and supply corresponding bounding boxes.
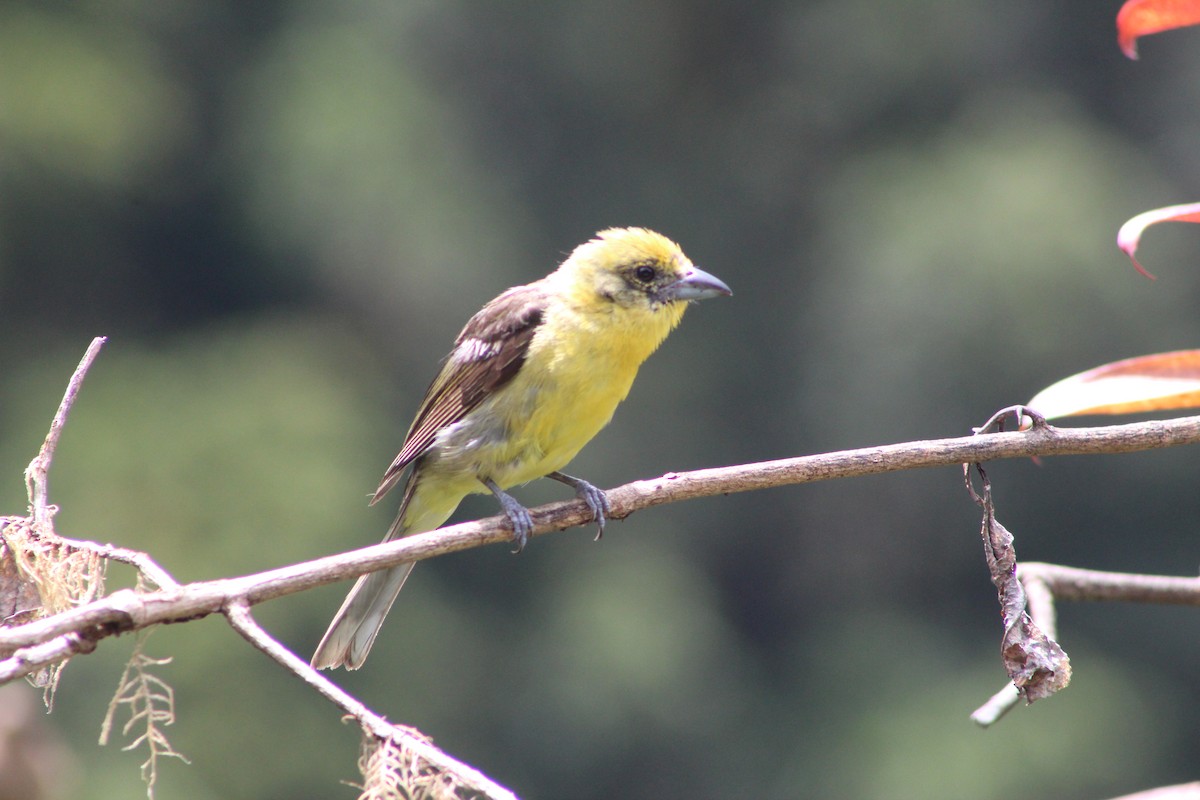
[547,471,609,540]
[483,478,534,553]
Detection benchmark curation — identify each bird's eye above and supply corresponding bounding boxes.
[634,265,657,283]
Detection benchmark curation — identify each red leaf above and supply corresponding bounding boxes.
[1027,350,1200,419]
[1118,0,1200,58]
[1116,201,1200,279]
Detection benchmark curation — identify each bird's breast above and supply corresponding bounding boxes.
[423,301,679,490]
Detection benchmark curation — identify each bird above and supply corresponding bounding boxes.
[311,227,731,669]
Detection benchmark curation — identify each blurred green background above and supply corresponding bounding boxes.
[2,1,1199,798]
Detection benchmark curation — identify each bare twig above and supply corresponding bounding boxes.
[0,628,102,683]
[969,683,1021,727]
[1021,571,1059,637]
[1017,562,1200,605]
[24,337,107,531]
[52,537,178,591]
[224,603,519,800]
[223,602,395,739]
[4,338,111,701]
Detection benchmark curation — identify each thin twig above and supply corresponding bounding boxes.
[224,602,392,737]
[53,537,179,591]
[0,630,101,683]
[24,337,107,531]
[1022,571,1059,638]
[1019,562,1200,605]
[224,602,519,800]
[969,683,1021,727]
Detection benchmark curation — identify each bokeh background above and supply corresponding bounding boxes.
[1,2,1199,798]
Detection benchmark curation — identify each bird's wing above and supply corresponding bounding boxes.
[371,282,549,503]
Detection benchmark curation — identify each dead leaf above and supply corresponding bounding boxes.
[979,495,1071,702]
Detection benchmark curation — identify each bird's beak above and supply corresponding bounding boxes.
[662,266,733,302]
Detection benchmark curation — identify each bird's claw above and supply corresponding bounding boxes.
[500,499,534,553]
[484,478,535,554]
[577,482,610,541]
[548,471,609,540]
[488,473,609,553]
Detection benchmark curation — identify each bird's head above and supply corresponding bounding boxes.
[553,228,732,318]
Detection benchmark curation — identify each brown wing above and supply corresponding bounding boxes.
[371,282,549,503]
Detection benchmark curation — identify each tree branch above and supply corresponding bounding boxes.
[224,602,519,800]
[5,412,1200,681]
[1017,562,1200,605]
[23,337,107,533]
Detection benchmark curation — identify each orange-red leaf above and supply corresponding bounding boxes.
[1118,0,1200,58]
[1116,201,1200,279]
[1027,350,1200,419]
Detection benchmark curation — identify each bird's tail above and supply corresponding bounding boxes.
[310,506,416,670]
[312,470,475,669]
[312,471,464,671]
[310,562,415,670]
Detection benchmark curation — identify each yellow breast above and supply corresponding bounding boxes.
[485,298,684,486]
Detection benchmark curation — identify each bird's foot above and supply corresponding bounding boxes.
[484,479,534,553]
[548,471,610,540]
[504,502,534,553]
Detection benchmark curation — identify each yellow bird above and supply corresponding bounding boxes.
[312,227,731,669]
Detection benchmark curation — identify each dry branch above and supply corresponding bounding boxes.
[23,337,107,533]
[7,413,1200,681]
[225,602,519,800]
